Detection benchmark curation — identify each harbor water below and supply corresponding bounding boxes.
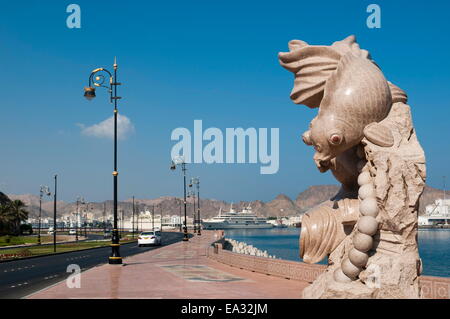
[224,228,450,277]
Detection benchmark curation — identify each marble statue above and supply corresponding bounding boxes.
[279,35,426,298]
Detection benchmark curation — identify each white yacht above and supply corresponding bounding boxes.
[202,205,273,230]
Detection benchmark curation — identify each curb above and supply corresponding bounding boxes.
[0,240,138,264]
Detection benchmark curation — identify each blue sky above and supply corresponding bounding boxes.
[0,0,449,202]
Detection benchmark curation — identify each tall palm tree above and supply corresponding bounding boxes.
[0,204,14,234]
[7,200,29,235]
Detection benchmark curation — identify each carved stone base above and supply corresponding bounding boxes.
[303,255,421,299]
[303,251,420,299]
[303,220,421,298]
[303,270,376,299]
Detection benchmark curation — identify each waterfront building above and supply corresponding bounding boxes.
[419,199,450,226]
[123,211,187,231]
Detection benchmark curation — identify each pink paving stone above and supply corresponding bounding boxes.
[28,231,308,299]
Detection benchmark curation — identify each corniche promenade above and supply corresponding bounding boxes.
[27,230,449,299]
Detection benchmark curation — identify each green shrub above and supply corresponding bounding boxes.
[20,224,33,235]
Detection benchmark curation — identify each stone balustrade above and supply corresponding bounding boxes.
[207,233,450,299]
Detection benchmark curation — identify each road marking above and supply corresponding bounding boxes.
[66,255,91,261]
[10,281,30,289]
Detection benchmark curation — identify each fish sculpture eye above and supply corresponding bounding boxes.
[329,133,343,146]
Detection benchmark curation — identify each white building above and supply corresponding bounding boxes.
[286,215,303,226]
[122,210,195,231]
[419,199,450,226]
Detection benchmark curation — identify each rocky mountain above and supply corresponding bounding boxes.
[419,185,448,213]
[5,184,446,220]
[295,185,340,212]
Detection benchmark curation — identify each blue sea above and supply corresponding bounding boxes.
[224,228,450,277]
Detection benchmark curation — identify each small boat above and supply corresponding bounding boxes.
[273,219,288,228]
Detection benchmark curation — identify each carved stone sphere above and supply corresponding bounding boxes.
[348,247,369,267]
[358,183,375,200]
[342,257,361,279]
[333,268,353,283]
[357,171,372,186]
[360,198,379,217]
[353,232,373,252]
[357,216,379,236]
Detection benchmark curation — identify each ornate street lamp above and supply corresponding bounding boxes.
[38,185,51,245]
[83,58,122,264]
[53,174,57,253]
[132,196,135,239]
[177,198,182,232]
[75,196,85,242]
[159,203,163,232]
[187,189,196,233]
[152,205,155,231]
[170,156,189,241]
[191,177,201,235]
[103,202,106,233]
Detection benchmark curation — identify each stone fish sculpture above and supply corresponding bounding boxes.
[302,52,392,173]
[279,35,426,298]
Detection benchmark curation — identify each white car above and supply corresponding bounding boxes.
[69,229,76,235]
[138,231,162,247]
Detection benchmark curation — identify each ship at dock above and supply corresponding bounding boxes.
[201,205,273,230]
[419,198,450,228]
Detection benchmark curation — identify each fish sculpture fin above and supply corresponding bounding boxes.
[363,122,394,147]
[388,81,408,104]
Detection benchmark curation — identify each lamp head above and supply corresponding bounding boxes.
[84,87,96,100]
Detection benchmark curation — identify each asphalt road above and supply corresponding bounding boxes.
[0,232,184,299]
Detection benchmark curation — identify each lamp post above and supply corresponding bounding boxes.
[170,156,189,241]
[140,205,144,232]
[159,204,163,232]
[38,185,51,245]
[188,190,196,233]
[84,58,122,264]
[76,196,85,242]
[191,177,201,235]
[84,203,89,237]
[103,202,106,233]
[53,174,57,253]
[136,201,140,234]
[121,209,124,238]
[178,198,182,232]
[152,205,155,231]
[132,196,135,239]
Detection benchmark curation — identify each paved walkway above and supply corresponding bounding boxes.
[28,231,308,299]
